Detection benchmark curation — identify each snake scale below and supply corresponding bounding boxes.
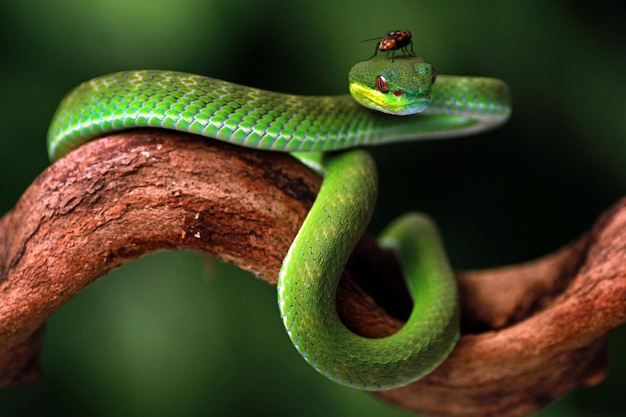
[47,55,511,390]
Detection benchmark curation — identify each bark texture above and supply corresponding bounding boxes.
[0,130,624,417]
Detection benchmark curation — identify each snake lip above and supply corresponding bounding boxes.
[380,97,430,116]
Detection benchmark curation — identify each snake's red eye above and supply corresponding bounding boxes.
[375,75,389,93]
[431,67,438,85]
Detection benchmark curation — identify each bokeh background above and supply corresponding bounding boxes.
[1,0,624,416]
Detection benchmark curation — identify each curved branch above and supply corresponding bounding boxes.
[0,129,624,417]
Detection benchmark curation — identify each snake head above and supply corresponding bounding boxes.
[349,56,437,115]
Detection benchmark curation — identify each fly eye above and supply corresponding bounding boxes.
[392,91,402,97]
[430,67,438,85]
[375,75,389,93]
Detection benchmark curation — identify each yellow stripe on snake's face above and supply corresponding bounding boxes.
[348,56,437,116]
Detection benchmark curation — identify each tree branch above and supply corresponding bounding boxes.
[0,129,624,417]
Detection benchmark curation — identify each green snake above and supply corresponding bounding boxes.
[47,55,511,390]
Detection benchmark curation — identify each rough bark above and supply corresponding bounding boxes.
[0,129,624,417]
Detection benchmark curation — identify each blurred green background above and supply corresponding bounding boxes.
[1,0,624,416]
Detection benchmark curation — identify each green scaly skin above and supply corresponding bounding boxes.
[47,56,511,390]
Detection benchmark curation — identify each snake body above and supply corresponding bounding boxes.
[47,56,511,390]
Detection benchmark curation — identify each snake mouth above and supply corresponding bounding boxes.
[384,92,430,115]
[350,83,431,116]
[371,90,431,116]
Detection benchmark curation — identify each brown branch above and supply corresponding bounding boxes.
[0,129,624,417]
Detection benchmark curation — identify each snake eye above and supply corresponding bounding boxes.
[430,67,438,85]
[375,75,389,93]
